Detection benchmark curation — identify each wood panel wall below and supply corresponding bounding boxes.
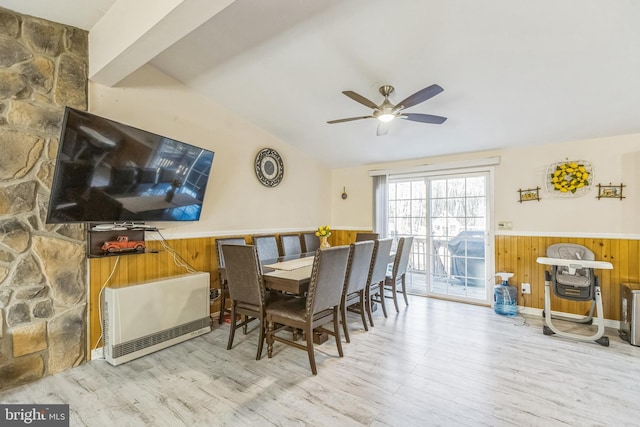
[88,236,217,351]
[88,229,370,350]
[89,232,637,351]
[495,235,639,321]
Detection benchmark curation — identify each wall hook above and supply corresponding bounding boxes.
[341,187,348,200]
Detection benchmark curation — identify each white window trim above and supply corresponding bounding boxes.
[377,160,497,304]
[369,156,500,177]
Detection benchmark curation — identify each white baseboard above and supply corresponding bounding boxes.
[519,306,620,329]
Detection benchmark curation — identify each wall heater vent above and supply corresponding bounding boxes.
[102,272,211,366]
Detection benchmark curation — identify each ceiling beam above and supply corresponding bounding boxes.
[89,0,236,86]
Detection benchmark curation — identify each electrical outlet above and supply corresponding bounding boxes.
[497,221,513,230]
[521,282,531,294]
[209,288,220,303]
[91,347,104,360]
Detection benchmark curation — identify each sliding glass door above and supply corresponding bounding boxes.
[387,171,493,304]
[427,173,491,303]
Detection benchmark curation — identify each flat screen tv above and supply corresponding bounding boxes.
[46,107,215,223]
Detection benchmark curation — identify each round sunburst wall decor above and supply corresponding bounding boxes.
[254,148,284,187]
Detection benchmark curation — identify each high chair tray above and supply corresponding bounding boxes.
[536,257,613,270]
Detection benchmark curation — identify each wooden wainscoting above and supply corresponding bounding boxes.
[89,232,636,350]
[89,236,217,351]
[495,235,640,321]
[88,230,372,351]
[328,229,372,246]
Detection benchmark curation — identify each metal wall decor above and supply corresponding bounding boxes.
[597,183,626,200]
[254,148,284,187]
[518,187,541,203]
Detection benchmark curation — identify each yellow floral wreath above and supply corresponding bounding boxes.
[550,162,590,193]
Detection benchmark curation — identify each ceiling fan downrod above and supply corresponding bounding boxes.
[379,85,394,98]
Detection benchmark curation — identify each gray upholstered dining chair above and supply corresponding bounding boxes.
[279,233,303,256]
[215,237,246,324]
[266,245,350,375]
[222,244,292,360]
[383,236,414,312]
[302,232,320,253]
[366,238,393,326]
[340,240,375,343]
[355,232,379,242]
[252,234,280,261]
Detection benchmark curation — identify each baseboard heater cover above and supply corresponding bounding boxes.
[103,272,211,366]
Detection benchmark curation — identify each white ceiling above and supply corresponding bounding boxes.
[0,0,115,30]
[4,0,640,168]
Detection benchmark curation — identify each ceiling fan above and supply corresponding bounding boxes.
[327,84,447,136]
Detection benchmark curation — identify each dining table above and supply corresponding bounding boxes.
[219,248,395,296]
[220,247,395,344]
[261,252,316,294]
[217,251,315,293]
[262,249,396,294]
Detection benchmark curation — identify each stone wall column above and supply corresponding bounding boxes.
[0,6,88,391]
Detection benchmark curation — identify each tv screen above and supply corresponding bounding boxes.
[46,107,215,223]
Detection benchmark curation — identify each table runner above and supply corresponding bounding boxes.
[264,256,314,271]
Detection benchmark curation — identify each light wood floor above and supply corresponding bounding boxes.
[2,296,639,426]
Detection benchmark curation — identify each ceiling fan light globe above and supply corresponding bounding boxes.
[378,113,395,123]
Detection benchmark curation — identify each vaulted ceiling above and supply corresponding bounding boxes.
[4,0,640,167]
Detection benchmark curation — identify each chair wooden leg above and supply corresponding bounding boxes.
[391,280,400,312]
[267,320,275,358]
[401,274,409,306]
[242,315,248,335]
[256,314,265,360]
[333,307,344,357]
[226,304,236,350]
[218,283,227,324]
[305,324,317,375]
[358,291,368,331]
[365,286,375,327]
[378,283,388,318]
[341,300,350,343]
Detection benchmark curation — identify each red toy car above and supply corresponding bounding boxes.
[101,236,145,254]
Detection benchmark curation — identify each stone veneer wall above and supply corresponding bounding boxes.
[0,7,88,391]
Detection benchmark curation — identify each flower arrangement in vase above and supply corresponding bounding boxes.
[315,225,331,248]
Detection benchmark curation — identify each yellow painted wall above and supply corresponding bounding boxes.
[89,64,333,238]
[331,133,640,234]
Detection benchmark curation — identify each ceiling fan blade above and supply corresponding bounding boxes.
[377,121,390,136]
[327,116,373,124]
[401,113,447,124]
[342,91,379,109]
[394,84,444,111]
